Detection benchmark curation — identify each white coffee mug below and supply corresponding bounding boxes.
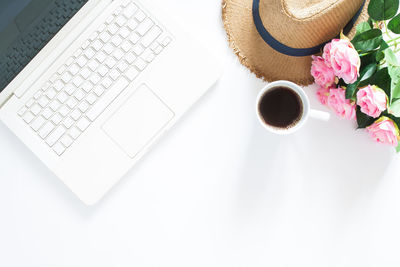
[256,80,330,135]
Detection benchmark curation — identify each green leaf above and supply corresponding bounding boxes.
[345,64,377,99]
[356,22,372,35]
[356,107,375,129]
[371,68,391,99]
[352,29,383,53]
[368,0,399,20]
[388,13,400,33]
[385,48,399,66]
[389,99,400,116]
[396,142,400,152]
[388,65,400,102]
[392,83,400,100]
[376,40,390,62]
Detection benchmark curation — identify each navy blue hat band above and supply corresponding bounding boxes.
[252,0,366,57]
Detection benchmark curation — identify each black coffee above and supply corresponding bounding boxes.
[258,86,303,129]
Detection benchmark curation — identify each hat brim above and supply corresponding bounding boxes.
[222,0,370,85]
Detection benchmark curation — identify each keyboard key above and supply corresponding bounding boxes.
[94,86,105,96]
[141,26,162,47]
[30,103,42,115]
[125,67,139,81]
[99,31,111,43]
[125,52,136,64]
[134,10,146,22]
[74,89,86,101]
[101,77,113,89]
[86,93,97,104]
[121,40,132,52]
[81,40,90,50]
[57,65,66,75]
[162,36,172,46]
[95,51,107,63]
[111,35,123,46]
[88,60,99,71]
[97,23,107,32]
[97,65,109,76]
[60,134,74,147]
[22,112,35,123]
[18,106,28,116]
[78,101,90,113]
[53,80,64,91]
[103,43,114,54]
[136,18,154,36]
[63,117,74,129]
[73,48,83,58]
[113,49,124,60]
[142,49,156,62]
[26,98,35,108]
[57,92,69,103]
[81,81,93,93]
[87,77,129,121]
[51,113,63,125]
[119,27,130,38]
[84,47,96,59]
[89,32,98,41]
[30,116,46,131]
[66,98,78,109]
[49,74,58,83]
[59,105,70,117]
[71,109,82,121]
[89,73,101,84]
[65,84,76,95]
[42,107,53,119]
[105,15,114,24]
[132,44,144,55]
[105,57,117,68]
[76,56,88,67]
[69,126,81,140]
[46,125,66,146]
[92,40,103,51]
[45,88,57,99]
[76,117,90,131]
[117,61,128,73]
[134,58,147,71]
[38,96,50,107]
[127,20,139,31]
[123,3,138,18]
[69,64,80,75]
[109,69,120,80]
[107,23,119,35]
[115,16,127,27]
[53,143,66,156]
[72,76,84,87]
[33,91,42,100]
[38,121,55,139]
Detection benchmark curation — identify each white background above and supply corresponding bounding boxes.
[2,0,400,266]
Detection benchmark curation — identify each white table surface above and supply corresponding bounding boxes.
[2,0,400,266]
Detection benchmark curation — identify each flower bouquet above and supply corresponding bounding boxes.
[311,0,400,151]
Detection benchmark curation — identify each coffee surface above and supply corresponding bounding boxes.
[258,86,303,129]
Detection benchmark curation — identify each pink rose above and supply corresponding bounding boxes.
[316,86,331,105]
[323,39,360,84]
[322,42,332,67]
[366,117,400,147]
[327,87,356,119]
[356,85,387,118]
[311,56,336,88]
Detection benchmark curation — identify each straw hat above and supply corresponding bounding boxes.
[222,0,370,85]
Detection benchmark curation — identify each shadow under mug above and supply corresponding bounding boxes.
[256,80,330,135]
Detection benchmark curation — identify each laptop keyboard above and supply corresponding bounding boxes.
[17,0,173,156]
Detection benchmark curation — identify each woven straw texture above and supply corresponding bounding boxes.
[222,0,370,85]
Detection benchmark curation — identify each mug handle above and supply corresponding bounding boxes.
[309,109,330,121]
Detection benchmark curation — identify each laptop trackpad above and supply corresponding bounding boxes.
[102,84,174,158]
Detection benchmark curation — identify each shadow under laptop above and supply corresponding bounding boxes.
[233,111,393,221]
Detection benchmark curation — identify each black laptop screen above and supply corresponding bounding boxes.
[0,0,88,93]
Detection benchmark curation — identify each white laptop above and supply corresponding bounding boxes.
[0,0,221,204]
